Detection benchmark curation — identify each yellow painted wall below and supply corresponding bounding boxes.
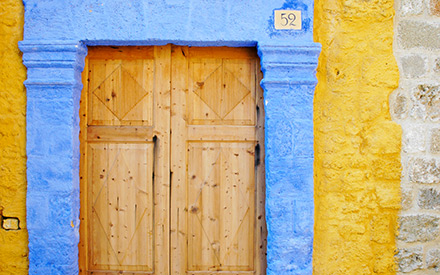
[0,0,404,273]
[0,0,28,273]
[313,0,401,274]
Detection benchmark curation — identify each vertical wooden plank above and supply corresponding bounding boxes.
[198,144,220,269]
[107,61,120,125]
[122,59,154,125]
[255,65,267,275]
[88,60,102,126]
[222,59,256,125]
[221,146,235,268]
[219,144,254,270]
[153,44,171,275]
[106,144,119,267]
[170,45,188,275]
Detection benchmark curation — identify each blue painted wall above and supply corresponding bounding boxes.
[20,1,319,274]
[23,0,314,45]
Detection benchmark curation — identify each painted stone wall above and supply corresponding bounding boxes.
[392,0,440,273]
[0,0,28,274]
[313,0,402,274]
[8,0,430,274]
[21,0,315,44]
[20,0,319,274]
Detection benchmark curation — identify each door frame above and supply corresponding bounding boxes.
[20,42,320,275]
[19,1,320,274]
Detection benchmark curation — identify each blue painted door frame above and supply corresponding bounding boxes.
[19,1,320,274]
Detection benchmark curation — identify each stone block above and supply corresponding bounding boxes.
[431,128,440,153]
[390,91,408,119]
[400,0,425,16]
[419,188,440,209]
[27,123,75,158]
[409,158,440,184]
[401,55,427,78]
[372,157,402,181]
[430,0,440,16]
[49,194,75,231]
[362,54,399,88]
[371,214,393,244]
[410,84,440,121]
[414,84,440,105]
[362,121,402,155]
[434,57,440,72]
[403,125,426,153]
[266,236,313,273]
[265,117,314,158]
[396,247,424,273]
[427,248,440,271]
[51,264,79,275]
[398,20,440,49]
[402,188,414,210]
[27,156,76,191]
[398,215,440,242]
[373,249,396,273]
[376,181,401,208]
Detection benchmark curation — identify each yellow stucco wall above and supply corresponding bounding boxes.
[0,0,404,273]
[313,0,402,274]
[0,0,28,273]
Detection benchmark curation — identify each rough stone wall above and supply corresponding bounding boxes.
[0,0,28,274]
[392,0,440,273]
[313,0,402,274]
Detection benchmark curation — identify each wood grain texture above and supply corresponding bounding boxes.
[80,46,170,274]
[186,143,255,271]
[88,58,154,126]
[152,45,171,275]
[187,55,256,125]
[170,45,189,275]
[171,46,265,274]
[87,143,154,271]
[80,46,265,275]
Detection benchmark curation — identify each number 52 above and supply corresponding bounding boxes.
[281,12,297,26]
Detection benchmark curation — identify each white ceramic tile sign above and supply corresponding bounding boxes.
[274,10,302,30]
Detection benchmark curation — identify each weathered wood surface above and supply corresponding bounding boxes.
[80,46,266,275]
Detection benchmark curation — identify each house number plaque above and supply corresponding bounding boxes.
[274,10,302,30]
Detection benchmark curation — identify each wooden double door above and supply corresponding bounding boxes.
[79,45,266,275]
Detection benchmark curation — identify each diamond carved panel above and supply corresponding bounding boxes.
[88,59,154,126]
[89,143,154,271]
[189,59,255,125]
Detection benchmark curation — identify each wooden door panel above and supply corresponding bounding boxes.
[88,143,154,271]
[187,142,255,271]
[81,46,265,275]
[171,46,266,275]
[88,56,154,126]
[188,57,256,125]
[80,46,171,275]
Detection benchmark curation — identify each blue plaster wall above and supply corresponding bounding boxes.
[20,1,319,274]
[23,0,315,45]
[20,42,87,274]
